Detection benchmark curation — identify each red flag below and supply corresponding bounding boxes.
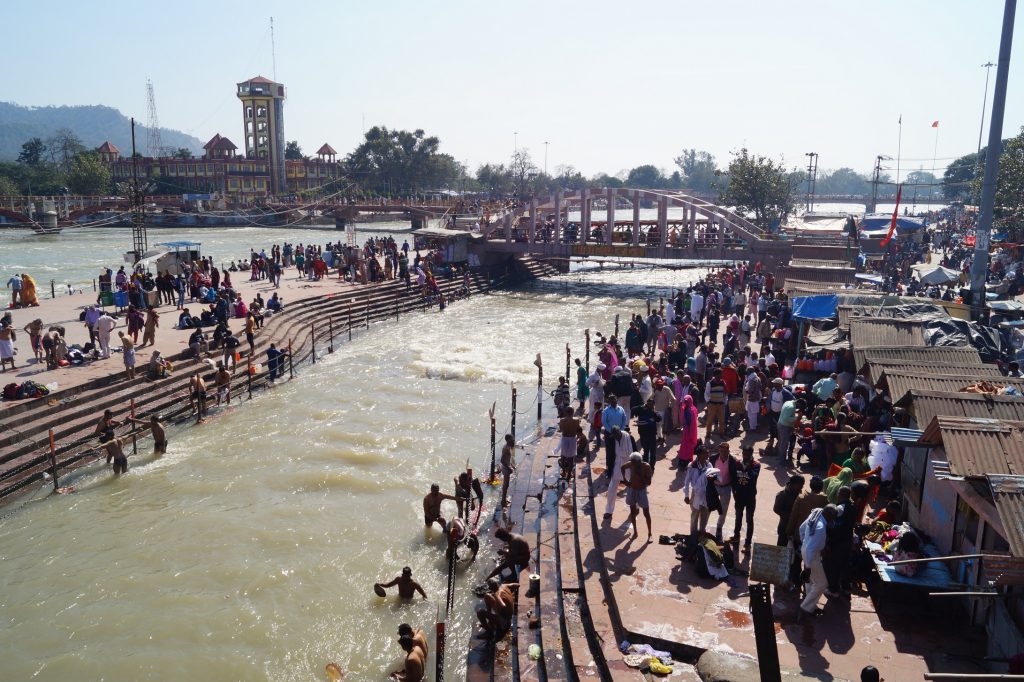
[880,184,902,247]
[931,120,939,128]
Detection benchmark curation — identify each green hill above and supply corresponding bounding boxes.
[0,102,205,160]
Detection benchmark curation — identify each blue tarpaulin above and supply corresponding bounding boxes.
[861,214,926,232]
[792,294,839,320]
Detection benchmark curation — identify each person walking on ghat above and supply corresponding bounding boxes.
[730,445,761,550]
[118,331,136,381]
[798,504,838,621]
[622,452,653,540]
[0,319,17,372]
[710,443,738,541]
[499,433,516,509]
[94,310,117,360]
[141,307,159,347]
[603,427,633,519]
[683,443,714,538]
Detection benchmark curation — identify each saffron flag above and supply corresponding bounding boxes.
[932,120,939,128]
[880,184,902,248]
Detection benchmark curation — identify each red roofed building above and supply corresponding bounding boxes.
[96,141,120,163]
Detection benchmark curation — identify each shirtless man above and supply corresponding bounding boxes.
[375,566,427,600]
[214,362,232,406]
[558,406,582,481]
[622,451,654,540]
[476,577,517,640]
[397,623,428,656]
[389,635,425,682]
[423,483,457,531]
[446,516,480,562]
[454,470,484,518]
[104,436,129,475]
[487,528,531,581]
[128,414,167,455]
[95,409,121,443]
[188,374,208,423]
[499,433,517,505]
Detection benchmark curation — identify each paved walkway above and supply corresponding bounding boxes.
[1,268,392,392]
[580,389,982,680]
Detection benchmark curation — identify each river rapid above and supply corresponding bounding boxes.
[0,239,705,680]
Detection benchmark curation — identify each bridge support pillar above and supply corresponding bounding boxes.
[632,191,641,247]
[581,188,591,244]
[605,188,615,247]
[503,214,512,244]
[529,200,537,244]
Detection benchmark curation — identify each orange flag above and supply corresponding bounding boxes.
[932,120,939,128]
[880,185,902,247]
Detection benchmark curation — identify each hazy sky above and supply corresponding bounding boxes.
[5,1,1022,178]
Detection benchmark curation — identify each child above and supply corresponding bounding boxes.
[588,400,603,447]
[795,426,817,467]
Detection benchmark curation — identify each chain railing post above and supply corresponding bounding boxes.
[348,302,353,341]
[511,385,518,441]
[130,398,138,456]
[289,339,294,379]
[49,428,58,491]
[311,322,316,363]
[585,328,591,372]
[328,316,334,353]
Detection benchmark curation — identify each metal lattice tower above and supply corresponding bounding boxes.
[146,79,162,157]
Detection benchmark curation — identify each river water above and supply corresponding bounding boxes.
[0,228,701,680]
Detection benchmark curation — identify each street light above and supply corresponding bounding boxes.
[513,132,518,155]
[978,61,997,156]
[543,141,550,175]
[804,152,818,212]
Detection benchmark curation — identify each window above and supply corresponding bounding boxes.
[256,106,267,118]
[257,136,268,147]
[245,106,253,118]
[247,122,254,134]
[258,151,267,159]
[244,179,252,189]
[257,121,267,132]
[187,165,194,174]
[247,135,254,150]
[229,179,238,188]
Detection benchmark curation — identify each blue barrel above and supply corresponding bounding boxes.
[113,291,129,308]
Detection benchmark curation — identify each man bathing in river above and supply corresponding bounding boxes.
[127,414,167,455]
[389,634,425,682]
[375,566,427,600]
[397,623,428,656]
[423,483,457,531]
[103,436,129,475]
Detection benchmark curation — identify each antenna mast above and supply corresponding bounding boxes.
[145,79,162,157]
[270,17,278,81]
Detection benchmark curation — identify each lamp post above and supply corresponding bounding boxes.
[978,61,997,157]
[804,152,818,212]
[543,141,549,175]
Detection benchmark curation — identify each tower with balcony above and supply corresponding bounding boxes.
[237,75,286,195]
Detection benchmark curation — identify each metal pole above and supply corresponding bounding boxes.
[365,296,370,328]
[50,279,55,299]
[348,302,353,341]
[537,356,543,421]
[970,0,1017,319]
[289,339,294,379]
[565,343,570,382]
[328,316,334,353]
[247,354,253,400]
[511,386,518,441]
[311,323,316,363]
[585,328,590,372]
[749,584,782,682]
[49,428,58,491]
[978,62,996,157]
[130,398,138,456]
[395,291,399,320]
[614,314,619,339]
[489,413,496,483]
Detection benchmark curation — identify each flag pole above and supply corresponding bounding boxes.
[896,114,903,186]
[931,122,940,200]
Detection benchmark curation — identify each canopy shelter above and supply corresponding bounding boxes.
[911,263,961,286]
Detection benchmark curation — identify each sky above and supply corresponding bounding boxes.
[4,0,1023,178]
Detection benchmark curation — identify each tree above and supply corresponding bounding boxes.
[345,126,444,195]
[944,150,982,202]
[626,164,666,188]
[554,165,588,190]
[17,138,47,167]
[589,173,624,189]
[509,149,538,198]
[990,127,1024,234]
[172,147,193,159]
[719,148,798,230]
[46,128,85,171]
[66,151,111,195]
[285,140,304,160]
[817,167,870,196]
[0,174,19,196]
[475,163,513,197]
[673,149,719,193]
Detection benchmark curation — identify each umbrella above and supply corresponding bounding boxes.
[912,264,960,286]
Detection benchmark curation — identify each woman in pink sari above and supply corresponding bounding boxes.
[677,394,699,466]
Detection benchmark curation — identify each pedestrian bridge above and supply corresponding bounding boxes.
[479,187,793,268]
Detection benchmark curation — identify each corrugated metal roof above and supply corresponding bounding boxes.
[918,416,1024,478]
[866,362,998,386]
[837,303,949,331]
[876,368,1011,401]
[853,345,983,378]
[784,281,856,297]
[988,475,1024,558]
[781,265,857,286]
[789,258,852,269]
[849,318,925,348]
[898,389,1024,428]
